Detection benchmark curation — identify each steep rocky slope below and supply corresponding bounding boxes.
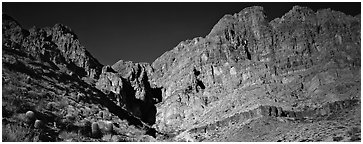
[2,5,361,142]
[148,6,360,138]
[3,15,103,80]
[96,61,162,125]
[2,14,157,142]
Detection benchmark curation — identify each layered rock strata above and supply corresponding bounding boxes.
[147,6,360,133]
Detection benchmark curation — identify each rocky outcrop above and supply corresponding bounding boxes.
[96,60,162,125]
[49,23,103,79]
[2,14,103,79]
[185,99,359,142]
[149,6,360,133]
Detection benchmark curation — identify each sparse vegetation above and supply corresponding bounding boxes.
[2,123,35,142]
[2,49,149,141]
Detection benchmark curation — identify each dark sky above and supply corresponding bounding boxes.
[3,2,361,65]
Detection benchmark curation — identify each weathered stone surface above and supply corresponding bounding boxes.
[96,70,124,95]
[95,60,163,125]
[148,6,360,133]
[49,24,103,79]
[187,98,360,140]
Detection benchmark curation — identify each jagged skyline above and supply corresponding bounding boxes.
[3,2,360,65]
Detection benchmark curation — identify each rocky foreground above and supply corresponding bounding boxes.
[2,6,361,142]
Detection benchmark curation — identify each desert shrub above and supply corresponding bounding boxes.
[2,88,32,114]
[46,102,58,111]
[101,134,112,141]
[58,98,69,111]
[58,131,82,142]
[103,112,111,120]
[110,135,129,142]
[79,120,92,137]
[65,113,76,122]
[59,117,78,132]
[332,136,344,141]
[139,135,157,142]
[34,101,49,114]
[111,135,121,142]
[2,123,35,142]
[2,102,16,117]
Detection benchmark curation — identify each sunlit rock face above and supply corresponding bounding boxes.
[149,6,360,133]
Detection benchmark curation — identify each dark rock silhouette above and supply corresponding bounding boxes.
[3,14,103,80]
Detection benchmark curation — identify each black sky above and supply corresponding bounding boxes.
[2,2,361,65]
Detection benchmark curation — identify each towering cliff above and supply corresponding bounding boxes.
[143,6,360,135]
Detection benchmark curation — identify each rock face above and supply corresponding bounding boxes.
[96,60,162,125]
[147,6,360,133]
[2,14,103,79]
[91,6,361,135]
